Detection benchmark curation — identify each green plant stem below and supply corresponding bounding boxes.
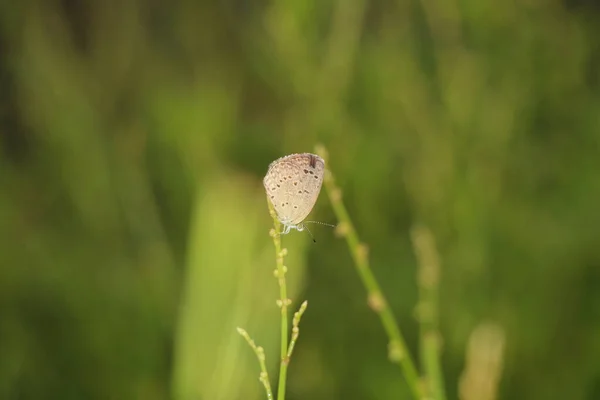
[412,226,446,400]
[316,145,422,399]
[267,198,290,400]
[420,286,445,400]
[287,301,308,359]
[236,328,274,400]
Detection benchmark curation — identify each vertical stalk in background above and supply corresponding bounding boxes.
[315,144,422,399]
[458,323,505,400]
[411,225,446,400]
[266,198,291,400]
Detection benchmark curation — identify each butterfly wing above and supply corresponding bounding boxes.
[263,153,325,225]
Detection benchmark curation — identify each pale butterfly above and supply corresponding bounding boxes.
[263,153,334,239]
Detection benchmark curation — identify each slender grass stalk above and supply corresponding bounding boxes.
[315,144,423,399]
[238,196,308,400]
[287,301,308,360]
[458,322,505,400]
[266,197,291,400]
[236,328,274,400]
[411,225,446,400]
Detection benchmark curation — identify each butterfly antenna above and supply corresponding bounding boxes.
[304,221,337,229]
[302,224,317,243]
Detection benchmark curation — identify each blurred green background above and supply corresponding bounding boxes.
[1,0,600,399]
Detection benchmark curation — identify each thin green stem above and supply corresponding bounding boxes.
[316,144,423,399]
[236,328,273,400]
[287,301,308,359]
[411,225,446,400]
[266,198,290,400]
